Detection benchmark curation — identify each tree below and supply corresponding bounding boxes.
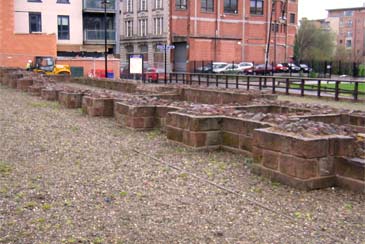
[294,18,335,61]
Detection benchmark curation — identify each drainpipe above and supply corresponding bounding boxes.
[265,0,275,73]
[187,0,191,71]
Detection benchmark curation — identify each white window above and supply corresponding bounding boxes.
[126,0,133,12]
[154,0,162,9]
[138,19,148,36]
[125,20,133,37]
[139,0,147,11]
[153,17,163,35]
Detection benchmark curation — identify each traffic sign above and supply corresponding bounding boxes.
[157,44,175,50]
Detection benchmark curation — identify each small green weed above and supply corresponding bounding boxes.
[0,161,12,176]
[42,203,52,211]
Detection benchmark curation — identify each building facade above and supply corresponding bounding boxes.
[327,7,365,62]
[0,0,56,67]
[12,0,120,57]
[120,0,170,70]
[119,0,298,72]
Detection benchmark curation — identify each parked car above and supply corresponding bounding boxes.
[235,62,254,74]
[212,62,229,73]
[221,64,240,74]
[145,67,168,82]
[275,63,289,73]
[195,63,214,73]
[299,64,312,73]
[281,62,301,72]
[245,64,274,75]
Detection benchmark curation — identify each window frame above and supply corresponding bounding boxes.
[224,0,238,14]
[57,15,70,40]
[176,0,187,10]
[29,12,42,33]
[289,13,296,24]
[201,0,214,12]
[250,0,264,16]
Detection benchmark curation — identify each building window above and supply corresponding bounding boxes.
[344,10,353,17]
[176,0,187,10]
[139,0,147,11]
[28,0,42,2]
[153,17,163,35]
[57,0,70,3]
[126,0,133,12]
[224,0,238,14]
[290,13,295,24]
[57,15,70,40]
[138,19,148,36]
[348,20,352,27]
[29,12,42,33]
[346,31,352,38]
[346,40,352,48]
[125,20,133,37]
[250,0,263,15]
[201,0,214,12]
[154,0,162,9]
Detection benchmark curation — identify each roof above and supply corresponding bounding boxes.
[327,7,365,12]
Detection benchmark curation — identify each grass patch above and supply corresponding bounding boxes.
[0,161,12,176]
[289,82,365,94]
[30,101,60,109]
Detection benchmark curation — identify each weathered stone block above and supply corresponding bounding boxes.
[41,89,62,101]
[222,132,239,148]
[166,126,183,142]
[16,79,33,92]
[262,150,279,170]
[59,92,83,109]
[130,106,155,117]
[189,117,222,131]
[279,154,318,179]
[239,134,253,152]
[335,157,365,182]
[28,86,44,96]
[82,96,114,117]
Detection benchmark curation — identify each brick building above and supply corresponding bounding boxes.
[120,0,298,72]
[171,0,298,71]
[0,1,56,68]
[1,0,121,76]
[327,7,365,62]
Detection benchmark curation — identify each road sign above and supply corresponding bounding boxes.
[157,44,175,50]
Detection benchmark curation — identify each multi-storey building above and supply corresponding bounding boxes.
[5,0,120,58]
[120,0,170,69]
[327,7,365,62]
[120,0,298,72]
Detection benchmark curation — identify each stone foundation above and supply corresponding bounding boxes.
[28,86,44,96]
[82,96,114,117]
[251,128,356,191]
[58,92,83,108]
[16,78,33,92]
[41,89,63,101]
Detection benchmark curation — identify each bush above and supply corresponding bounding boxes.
[358,64,365,77]
[309,72,318,78]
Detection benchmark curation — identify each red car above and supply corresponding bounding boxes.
[145,67,168,82]
[275,63,289,73]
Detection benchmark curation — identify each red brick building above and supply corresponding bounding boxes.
[327,7,365,62]
[0,1,56,68]
[170,0,298,71]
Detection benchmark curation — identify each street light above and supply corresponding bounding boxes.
[101,0,110,78]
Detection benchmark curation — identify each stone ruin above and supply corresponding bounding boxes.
[0,68,364,193]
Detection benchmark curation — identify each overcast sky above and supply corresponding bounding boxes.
[298,0,365,20]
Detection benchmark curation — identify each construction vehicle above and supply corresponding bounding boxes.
[31,56,71,76]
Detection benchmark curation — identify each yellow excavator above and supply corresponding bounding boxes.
[30,56,71,76]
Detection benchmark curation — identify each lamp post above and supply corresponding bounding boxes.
[265,0,276,75]
[101,0,110,78]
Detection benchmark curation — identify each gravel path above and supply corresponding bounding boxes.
[0,85,364,244]
[278,95,365,111]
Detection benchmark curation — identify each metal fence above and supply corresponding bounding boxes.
[143,72,365,101]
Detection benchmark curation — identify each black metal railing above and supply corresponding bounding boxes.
[137,72,365,101]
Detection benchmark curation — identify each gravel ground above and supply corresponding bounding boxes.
[278,95,365,111]
[0,85,364,244]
